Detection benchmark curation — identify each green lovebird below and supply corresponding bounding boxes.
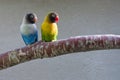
[40,12,59,42]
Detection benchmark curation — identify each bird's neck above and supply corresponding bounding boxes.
[22,16,32,24]
[44,16,53,24]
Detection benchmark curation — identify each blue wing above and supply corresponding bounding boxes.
[21,31,38,45]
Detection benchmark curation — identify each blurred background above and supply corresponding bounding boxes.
[0,0,120,80]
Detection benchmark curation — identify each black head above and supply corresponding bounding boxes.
[26,13,37,24]
[48,12,59,23]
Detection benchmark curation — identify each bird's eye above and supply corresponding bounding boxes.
[51,14,56,18]
[26,13,36,24]
[30,15,34,19]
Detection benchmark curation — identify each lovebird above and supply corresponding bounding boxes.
[41,12,59,42]
[20,13,38,45]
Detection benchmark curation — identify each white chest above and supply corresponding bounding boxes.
[20,24,37,35]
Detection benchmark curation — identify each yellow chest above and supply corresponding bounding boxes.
[41,22,58,35]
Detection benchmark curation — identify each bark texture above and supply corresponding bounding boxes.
[0,34,120,70]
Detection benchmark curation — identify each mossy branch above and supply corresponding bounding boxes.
[0,34,120,70]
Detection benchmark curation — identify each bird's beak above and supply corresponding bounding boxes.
[55,16,59,22]
[34,16,38,22]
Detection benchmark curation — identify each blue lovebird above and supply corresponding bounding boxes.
[20,13,38,45]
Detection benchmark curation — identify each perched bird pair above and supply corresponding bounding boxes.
[20,12,59,45]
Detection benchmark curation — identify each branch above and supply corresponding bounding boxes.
[0,34,120,70]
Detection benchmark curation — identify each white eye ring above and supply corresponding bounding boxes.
[30,15,34,19]
[51,14,55,18]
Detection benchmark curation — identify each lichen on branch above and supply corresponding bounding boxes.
[0,34,120,70]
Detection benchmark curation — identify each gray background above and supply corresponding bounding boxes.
[0,0,120,80]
